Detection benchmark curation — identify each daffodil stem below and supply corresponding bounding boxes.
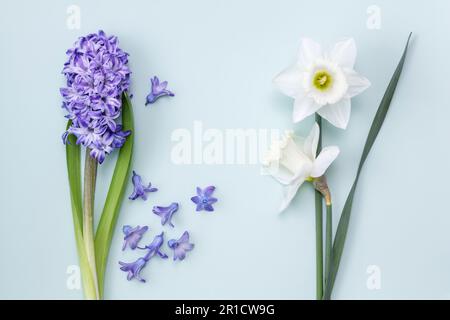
[83,149,100,300]
[324,203,333,291]
[314,114,323,300]
[314,189,324,300]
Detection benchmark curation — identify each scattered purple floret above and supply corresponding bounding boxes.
[191,186,217,212]
[129,171,158,201]
[145,76,174,105]
[152,202,179,227]
[122,225,148,251]
[168,231,194,261]
[119,258,148,282]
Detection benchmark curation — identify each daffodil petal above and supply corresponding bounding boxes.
[330,38,357,69]
[279,178,305,213]
[293,97,322,123]
[317,99,351,129]
[298,38,322,67]
[311,146,340,178]
[304,122,320,160]
[345,69,371,98]
[273,65,304,98]
[261,163,296,185]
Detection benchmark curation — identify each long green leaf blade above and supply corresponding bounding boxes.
[95,92,134,298]
[323,34,412,299]
[66,121,83,229]
[314,114,324,300]
[66,122,98,299]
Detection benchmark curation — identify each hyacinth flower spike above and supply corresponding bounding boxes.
[129,171,158,201]
[61,30,131,163]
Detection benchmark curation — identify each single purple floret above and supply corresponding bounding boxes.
[129,171,158,201]
[60,30,131,164]
[145,76,174,105]
[119,257,148,282]
[122,225,148,251]
[152,202,179,227]
[168,231,194,261]
[191,186,217,212]
[140,232,168,260]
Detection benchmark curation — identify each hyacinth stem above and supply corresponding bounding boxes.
[83,149,100,300]
[314,114,323,300]
[325,203,333,289]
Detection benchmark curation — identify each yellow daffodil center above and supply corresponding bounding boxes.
[313,70,333,91]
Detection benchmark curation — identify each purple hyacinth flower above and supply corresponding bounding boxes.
[140,232,168,260]
[129,171,158,201]
[60,30,132,164]
[168,231,194,261]
[122,225,148,251]
[152,202,179,227]
[191,186,217,212]
[119,257,148,282]
[145,76,174,105]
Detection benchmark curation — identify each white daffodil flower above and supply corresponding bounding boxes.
[262,123,339,212]
[274,38,371,129]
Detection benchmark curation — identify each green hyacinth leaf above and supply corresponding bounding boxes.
[66,121,98,299]
[323,33,412,299]
[95,92,134,298]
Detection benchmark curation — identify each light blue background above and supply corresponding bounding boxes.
[0,0,448,299]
